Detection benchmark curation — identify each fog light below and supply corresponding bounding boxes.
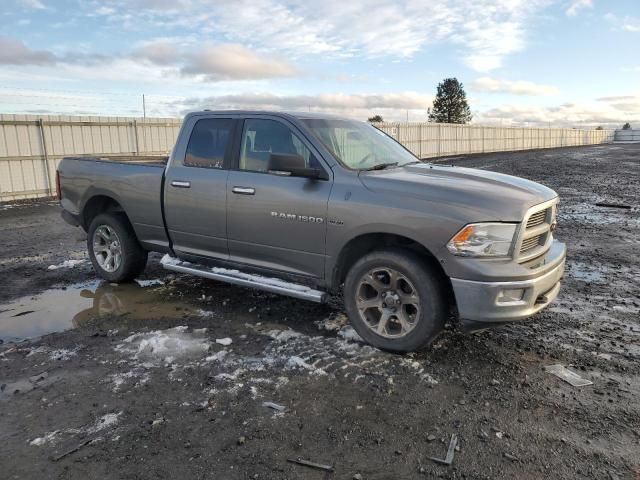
[497,288,525,303]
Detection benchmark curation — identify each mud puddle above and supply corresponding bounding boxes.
[0,280,200,343]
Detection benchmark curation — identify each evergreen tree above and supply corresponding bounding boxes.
[428,78,472,124]
[368,115,384,123]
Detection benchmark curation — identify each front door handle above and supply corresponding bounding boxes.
[232,186,255,195]
[171,180,191,188]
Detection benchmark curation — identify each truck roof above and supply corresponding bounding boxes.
[186,110,352,121]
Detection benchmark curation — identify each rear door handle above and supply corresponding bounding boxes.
[232,186,255,195]
[171,180,191,188]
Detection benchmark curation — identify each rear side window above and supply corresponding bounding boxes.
[184,118,232,169]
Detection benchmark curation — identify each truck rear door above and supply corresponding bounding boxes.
[164,116,235,260]
[226,116,332,278]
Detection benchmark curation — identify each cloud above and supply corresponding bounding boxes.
[471,77,560,96]
[0,37,56,65]
[475,99,640,127]
[132,39,181,66]
[169,91,433,120]
[596,95,637,102]
[0,35,298,82]
[180,44,298,81]
[133,40,299,80]
[92,0,552,72]
[595,95,640,113]
[566,0,592,17]
[17,0,45,8]
[604,13,640,32]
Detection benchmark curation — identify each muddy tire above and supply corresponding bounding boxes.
[344,248,447,352]
[87,213,148,282]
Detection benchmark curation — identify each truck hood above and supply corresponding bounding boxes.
[359,163,557,222]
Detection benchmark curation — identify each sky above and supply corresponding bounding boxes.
[0,0,638,126]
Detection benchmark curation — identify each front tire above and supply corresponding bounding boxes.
[87,213,148,282]
[344,248,447,352]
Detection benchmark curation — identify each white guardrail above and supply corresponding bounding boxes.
[0,113,615,201]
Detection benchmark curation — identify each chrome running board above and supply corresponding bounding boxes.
[161,257,327,303]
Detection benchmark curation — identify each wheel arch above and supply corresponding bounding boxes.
[330,232,456,310]
[81,194,130,231]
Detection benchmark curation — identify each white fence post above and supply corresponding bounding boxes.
[37,118,53,196]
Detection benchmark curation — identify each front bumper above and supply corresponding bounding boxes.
[450,240,566,323]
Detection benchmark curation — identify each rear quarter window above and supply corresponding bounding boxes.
[184,118,232,169]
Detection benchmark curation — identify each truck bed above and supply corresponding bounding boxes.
[57,156,169,251]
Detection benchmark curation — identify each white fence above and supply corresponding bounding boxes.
[0,114,616,202]
[374,123,615,159]
[0,114,181,201]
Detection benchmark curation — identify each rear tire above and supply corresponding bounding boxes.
[87,213,148,282]
[344,248,447,352]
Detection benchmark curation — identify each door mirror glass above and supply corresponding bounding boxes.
[268,153,326,179]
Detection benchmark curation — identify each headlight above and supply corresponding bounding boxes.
[446,223,517,257]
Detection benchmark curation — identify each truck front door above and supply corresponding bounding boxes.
[164,116,234,260]
[226,117,332,278]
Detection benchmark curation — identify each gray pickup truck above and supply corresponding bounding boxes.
[57,111,566,351]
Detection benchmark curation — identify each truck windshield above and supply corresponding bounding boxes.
[302,119,418,170]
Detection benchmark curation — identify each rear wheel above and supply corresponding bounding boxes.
[344,248,446,352]
[87,213,147,282]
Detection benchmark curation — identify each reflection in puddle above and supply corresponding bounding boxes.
[0,281,199,343]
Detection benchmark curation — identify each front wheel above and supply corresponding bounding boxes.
[87,213,148,282]
[344,248,447,352]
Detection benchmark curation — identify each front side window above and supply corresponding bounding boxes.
[303,119,417,170]
[239,119,318,172]
[184,118,232,169]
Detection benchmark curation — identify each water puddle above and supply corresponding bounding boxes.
[0,281,200,343]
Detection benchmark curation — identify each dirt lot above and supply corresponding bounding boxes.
[1,144,639,480]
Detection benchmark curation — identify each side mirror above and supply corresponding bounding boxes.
[267,153,328,180]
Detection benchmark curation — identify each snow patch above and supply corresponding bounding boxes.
[29,412,122,447]
[316,314,363,343]
[337,326,364,343]
[135,279,164,287]
[286,355,328,375]
[160,254,324,297]
[27,346,78,361]
[160,254,191,267]
[205,350,228,362]
[210,266,322,295]
[216,337,232,346]
[266,329,304,342]
[29,430,60,446]
[47,259,86,270]
[116,326,210,364]
[109,370,151,391]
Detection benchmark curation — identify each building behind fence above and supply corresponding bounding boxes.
[0,113,616,201]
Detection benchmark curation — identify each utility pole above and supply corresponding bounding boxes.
[142,94,146,118]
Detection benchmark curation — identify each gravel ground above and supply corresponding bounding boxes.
[0,144,638,480]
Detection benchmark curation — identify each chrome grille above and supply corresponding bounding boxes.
[517,201,557,262]
[520,234,544,253]
[526,210,547,229]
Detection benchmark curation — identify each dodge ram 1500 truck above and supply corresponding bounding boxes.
[57,111,566,351]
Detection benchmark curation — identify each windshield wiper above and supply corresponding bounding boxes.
[362,162,398,171]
